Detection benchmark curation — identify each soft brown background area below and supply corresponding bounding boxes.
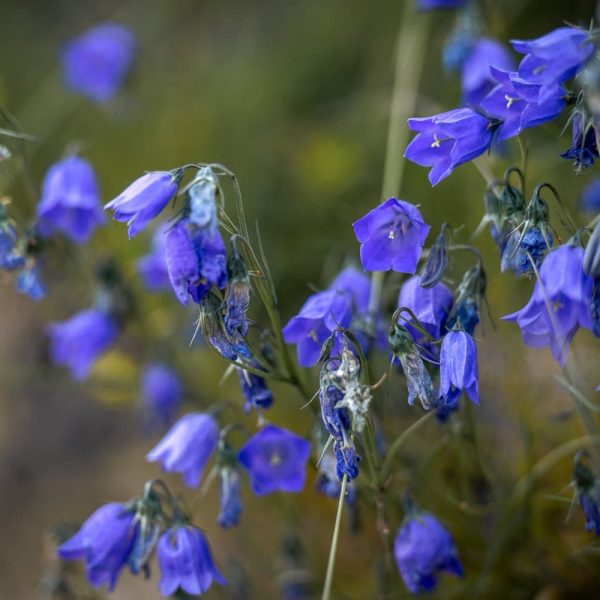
[0,0,600,598]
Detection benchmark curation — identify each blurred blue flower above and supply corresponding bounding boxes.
[443,30,475,73]
[237,366,273,413]
[62,23,136,103]
[316,453,357,503]
[137,224,171,291]
[394,513,463,594]
[218,466,243,528]
[105,170,181,238]
[146,412,219,487]
[58,502,137,590]
[580,177,600,213]
[503,244,593,366]
[417,0,467,9]
[238,425,311,495]
[16,263,47,301]
[439,330,479,411]
[141,363,183,427]
[37,156,105,243]
[353,198,430,272]
[405,109,495,185]
[157,525,226,596]
[48,308,119,380]
[561,113,599,172]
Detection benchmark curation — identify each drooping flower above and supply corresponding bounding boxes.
[500,226,552,275]
[561,113,599,172]
[58,503,137,590]
[512,27,594,87]
[237,366,273,413]
[16,263,47,301]
[48,308,119,380]
[405,109,495,185]
[105,170,182,238]
[447,264,486,335]
[353,198,430,272]
[157,525,226,596]
[140,363,183,427]
[461,38,514,105]
[137,224,171,292]
[417,0,467,9]
[580,178,600,214]
[146,412,219,488]
[419,225,450,288]
[218,465,243,528]
[315,453,357,504]
[503,244,593,366]
[62,23,136,103]
[37,156,105,243]
[238,425,311,495]
[283,266,370,367]
[394,513,463,594]
[225,242,250,338]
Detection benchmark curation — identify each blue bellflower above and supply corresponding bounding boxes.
[58,502,137,590]
[218,466,243,528]
[238,425,311,495]
[500,226,552,275]
[141,363,184,427]
[405,108,495,185]
[157,525,226,596]
[316,453,357,504]
[48,308,119,380]
[105,170,182,238]
[283,266,370,367]
[503,244,593,366]
[561,113,599,171]
[394,513,463,594]
[353,198,430,272]
[146,412,219,487]
[37,156,105,243]
[137,223,171,292]
[62,23,136,103]
[237,366,274,413]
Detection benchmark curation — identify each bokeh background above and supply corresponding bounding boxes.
[0,0,599,598]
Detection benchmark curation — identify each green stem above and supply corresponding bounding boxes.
[322,474,348,600]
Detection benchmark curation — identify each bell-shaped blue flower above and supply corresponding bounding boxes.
[157,525,226,596]
[353,198,430,272]
[561,113,599,172]
[503,244,593,366]
[58,502,137,590]
[105,170,181,238]
[238,425,311,495]
[146,412,219,488]
[137,223,171,292]
[37,156,105,243]
[218,466,243,528]
[141,363,183,427]
[237,366,273,413]
[62,23,136,103]
[405,109,495,185]
[439,330,480,408]
[394,513,463,594]
[500,226,552,275]
[316,453,357,504]
[48,308,119,380]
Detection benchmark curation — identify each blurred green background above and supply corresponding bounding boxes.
[1,0,600,598]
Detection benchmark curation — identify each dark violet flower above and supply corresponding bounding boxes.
[283,266,370,367]
[405,109,494,185]
[16,263,47,301]
[500,226,552,275]
[62,23,136,103]
[334,439,361,480]
[561,113,599,172]
[238,366,273,413]
[512,27,594,86]
[48,308,119,380]
[141,363,183,426]
[580,178,600,214]
[238,425,311,495]
[105,170,181,238]
[353,198,430,272]
[37,156,105,243]
[218,466,243,528]
[137,224,170,292]
[591,279,600,338]
[461,38,514,105]
[58,502,137,590]
[157,525,226,596]
[580,493,600,535]
[439,330,479,409]
[503,244,593,366]
[480,68,566,142]
[316,453,357,504]
[450,297,480,336]
[394,513,463,594]
[146,412,219,488]
[417,0,467,9]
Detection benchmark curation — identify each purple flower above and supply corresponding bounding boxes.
[316,453,357,504]
[561,113,599,172]
[480,68,566,142]
[238,366,273,413]
[105,170,181,238]
[146,412,219,487]
[461,38,514,105]
[48,308,119,380]
[353,198,430,272]
[512,27,594,86]
[439,330,479,408]
[503,245,593,366]
[500,227,552,275]
[218,466,243,528]
[58,503,137,590]
[405,109,494,185]
[157,525,226,596]
[137,224,170,291]
[37,156,105,243]
[417,0,467,9]
[141,363,183,426]
[16,263,47,301]
[238,425,311,495]
[580,177,600,214]
[395,514,463,594]
[283,266,370,367]
[62,23,135,103]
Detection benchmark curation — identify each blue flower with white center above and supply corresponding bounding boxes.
[238,425,311,495]
[37,156,105,243]
[146,412,219,488]
[157,525,226,596]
